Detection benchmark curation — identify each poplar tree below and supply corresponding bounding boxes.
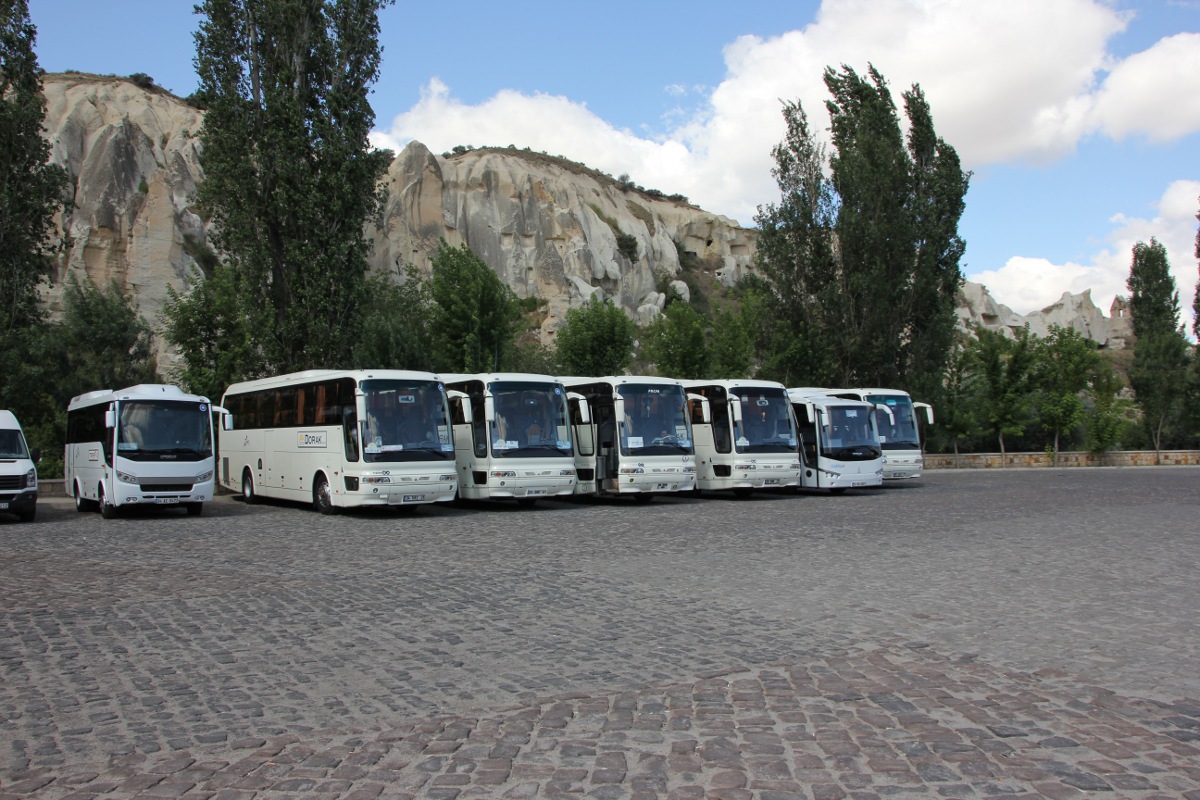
[1126,239,1189,461]
[754,65,968,393]
[176,0,393,378]
[0,0,69,332]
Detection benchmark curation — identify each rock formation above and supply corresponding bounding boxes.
[956,281,1132,349]
[37,73,1129,376]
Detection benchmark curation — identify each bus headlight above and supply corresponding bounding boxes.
[682,466,696,473]
[116,470,138,484]
[491,470,517,478]
[439,474,456,482]
[195,470,214,483]
[619,467,644,474]
[362,475,392,484]
[24,468,38,488]
[734,463,757,470]
[559,469,576,477]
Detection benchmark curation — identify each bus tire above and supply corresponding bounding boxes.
[186,502,203,516]
[241,470,258,504]
[313,474,336,515]
[98,485,118,519]
[74,482,96,513]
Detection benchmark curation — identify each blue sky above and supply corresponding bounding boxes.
[30,0,1200,328]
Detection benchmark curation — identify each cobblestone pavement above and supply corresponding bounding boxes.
[1,467,1198,799]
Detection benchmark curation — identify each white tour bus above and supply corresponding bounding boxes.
[66,384,219,517]
[443,373,577,506]
[824,387,933,480]
[219,369,457,513]
[682,379,802,496]
[788,388,885,492]
[560,375,696,501]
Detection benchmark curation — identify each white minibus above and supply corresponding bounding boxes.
[0,410,40,522]
[66,384,218,517]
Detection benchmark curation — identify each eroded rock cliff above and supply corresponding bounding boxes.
[38,73,1126,377]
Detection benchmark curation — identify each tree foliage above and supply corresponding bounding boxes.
[753,65,968,397]
[429,240,521,372]
[1126,239,1190,461]
[641,300,709,379]
[175,0,394,380]
[1031,325,1101,462]
[971,326,1035,458]
[352,267,435,371]
[0,0,71,331]
[553,295,635,376]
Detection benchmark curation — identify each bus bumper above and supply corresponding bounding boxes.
[882,455,923,480]
[0,489,37,515]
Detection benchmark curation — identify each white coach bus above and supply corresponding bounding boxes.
[824,387,933,480]
[66,384,219,517]
[219,370,457,513]
[560,375,696,501]
[443,373,577,506]
[788,388,885,492]
[683,379,802,496]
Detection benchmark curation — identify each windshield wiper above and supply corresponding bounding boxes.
[507,444,571,455]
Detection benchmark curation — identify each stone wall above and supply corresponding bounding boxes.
[925,451,1200,469]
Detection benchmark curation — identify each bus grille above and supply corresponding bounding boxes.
[0,475,26,490]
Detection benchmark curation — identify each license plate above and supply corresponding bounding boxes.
[0,502,8,510]
[402,494,425,503]
[155,498,179,505]
[764,479,780,485]
[852,481,867,487]
[655,483,669,490]
[526,488,547,496]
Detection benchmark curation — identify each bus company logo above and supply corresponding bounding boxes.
[297,431,328,448]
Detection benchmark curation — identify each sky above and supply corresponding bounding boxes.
[30,0,1200,331]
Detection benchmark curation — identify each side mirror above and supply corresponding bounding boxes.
[915,402,934,425]
[730,399,743,423]
[483,395,495,423]
[30,447,41,463]
[104,409,115,429]
[568,393,590,424]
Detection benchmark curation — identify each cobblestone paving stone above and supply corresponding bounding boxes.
[1,467,1198,798]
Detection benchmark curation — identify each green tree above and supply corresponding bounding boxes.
[181,0,393,376]
[161,263,267,401]
[1084,362,1131,455]
[1031,325,1101,463]
[752,100,839,386]
[1126,239,1189,461]
[754,65,968,392]
[935,332,984,455]
[429,240,521,372]
[352,267,435,371]
[707,304,754,379]
[554,295,636,376]
[972,326,1035,460]
[0,0,70,332]
[641,300,709,379]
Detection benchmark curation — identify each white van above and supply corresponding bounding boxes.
[0,410,40,522]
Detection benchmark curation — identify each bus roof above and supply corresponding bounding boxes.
[68,384,211,410]
[221,369,444,398]
[442,372,562,386]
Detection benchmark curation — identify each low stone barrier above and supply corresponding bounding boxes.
[925,450,1200,469]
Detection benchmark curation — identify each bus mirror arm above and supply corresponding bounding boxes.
[567,392,590,424]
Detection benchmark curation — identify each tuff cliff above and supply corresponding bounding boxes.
[37,73,1126,376]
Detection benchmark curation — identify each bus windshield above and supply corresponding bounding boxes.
[0,429,30,459]
[117,400,213,461]
[868,394,920,449]
[618,384,693,456]
[732,387,798,454]
[361,379,454,462]
[819,405,882,460]
[490,381,572,458]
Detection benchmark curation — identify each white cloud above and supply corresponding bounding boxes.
[1089,33,1200,142]
[971,180,1200,327]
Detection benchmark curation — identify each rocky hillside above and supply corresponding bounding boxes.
[38,73,1127,374]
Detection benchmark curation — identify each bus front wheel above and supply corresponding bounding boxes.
[313,475,336,515]
[98,485,118,519]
